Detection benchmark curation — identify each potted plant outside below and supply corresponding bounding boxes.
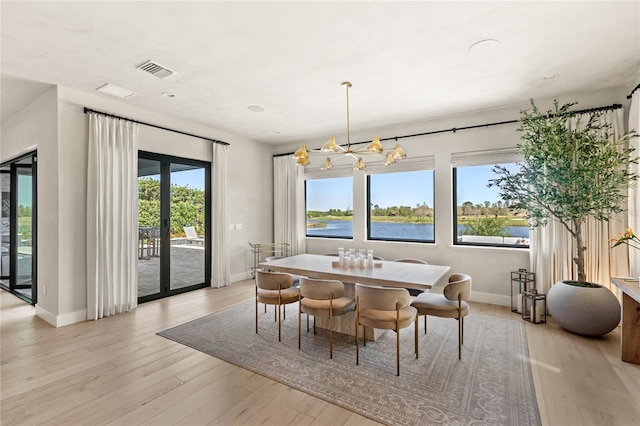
[490,100,639,336]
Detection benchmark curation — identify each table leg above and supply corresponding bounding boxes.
[621,292,640,364]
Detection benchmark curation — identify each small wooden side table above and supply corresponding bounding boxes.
[611,277,640,365]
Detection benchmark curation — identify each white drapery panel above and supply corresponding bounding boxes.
[529,109,628,295]
[211,143,230,288]
[273,155,306,255]
[629,91,640,277]
[86,113,139,320]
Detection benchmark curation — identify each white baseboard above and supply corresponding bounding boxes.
[470,291,511,307]
[231,271,253,283]
[35,305,86,328]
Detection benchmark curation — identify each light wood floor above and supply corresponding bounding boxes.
[1,280,639,425]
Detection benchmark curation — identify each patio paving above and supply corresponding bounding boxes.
[138,244,205,298]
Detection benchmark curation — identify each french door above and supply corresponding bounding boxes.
[1,152,37,305]
[137,152,210,303]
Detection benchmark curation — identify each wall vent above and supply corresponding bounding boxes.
[136,60,176,79]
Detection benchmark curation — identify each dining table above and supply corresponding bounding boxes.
[258,253,451,290]
[258,254,451,340]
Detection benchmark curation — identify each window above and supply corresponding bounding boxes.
[305,176,353,238]
[453,163,529,247]
[367,170,435,243]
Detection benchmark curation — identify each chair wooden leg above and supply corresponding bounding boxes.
[306,314,309,332]
[414,316,418,359]
[458,312,462,360]
[396,305,400,376]
[329,298,334,359]
[355,297,359,366]
[461,316,464,345]
[255,298,259,334]
[298,296,301,350]
[363,324,366,346]
[278,289,282,342]
[424,314,427,334]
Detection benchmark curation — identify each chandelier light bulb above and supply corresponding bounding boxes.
[322,136,339,152]
[384,152,396,165]
[321,157,333,170]
[392,143,406,160]
[293,144,309,160]
[367,136,383,154]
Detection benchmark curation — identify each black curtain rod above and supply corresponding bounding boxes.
[627,83,640,99]
[273,102,623,157]
[83,107,230,146]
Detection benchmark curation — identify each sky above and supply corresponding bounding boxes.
[137,163,516,210]
[17,174,32,206]
[140,168,205,190]
[456,164,519,206]
[171,169,204,189]
[306,164,519,211]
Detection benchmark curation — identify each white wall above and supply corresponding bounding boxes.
[1,87,61,321]
[275,86,631,306]
[2,85,274,326]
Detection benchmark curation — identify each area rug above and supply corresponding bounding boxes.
[158,300,541,426]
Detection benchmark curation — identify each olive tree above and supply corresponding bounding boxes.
[490,100,638,283]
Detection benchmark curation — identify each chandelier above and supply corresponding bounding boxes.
[293,81,407,171]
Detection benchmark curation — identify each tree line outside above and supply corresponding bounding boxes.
[2,200,33,241]
[307,200,528,236]
[138,178,205,238]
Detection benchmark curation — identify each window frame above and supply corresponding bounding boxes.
[366,167,436,244]
[452,157,529,249]
[304,172,354,240]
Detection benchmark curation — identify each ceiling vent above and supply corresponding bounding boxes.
[136,60,176,79]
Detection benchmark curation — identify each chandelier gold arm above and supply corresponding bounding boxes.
[293,81,406,170]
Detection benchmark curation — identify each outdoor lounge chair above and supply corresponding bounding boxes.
[183,226,205,246]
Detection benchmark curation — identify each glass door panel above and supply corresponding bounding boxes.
[1,152,37,304]
[137,158,161,299]
[170,165,206,290]
[138,152,210,303]
[1,167,10,286]
[15,167,33,296]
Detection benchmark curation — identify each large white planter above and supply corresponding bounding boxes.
[547,281,621,336]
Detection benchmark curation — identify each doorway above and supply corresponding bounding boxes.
[1,152,37,305]
[137,152,211,303]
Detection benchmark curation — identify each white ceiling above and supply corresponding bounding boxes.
[1,1,639,145]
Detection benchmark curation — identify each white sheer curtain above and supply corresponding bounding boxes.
[273,155,306,255]
[530,108,628,295]
[629,90,640,277]
[86,113,139,320]
[211,143,230,288]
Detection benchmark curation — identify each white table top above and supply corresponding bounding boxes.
[259,254,451,290]
[611,277,640,304]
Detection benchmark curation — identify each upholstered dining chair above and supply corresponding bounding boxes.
[263,256,300,286]
[298,277,356,358]
[410,273,472,359]
[355,283,418,376]
[393,258,428,264]
[393,258,428,296]
[255,270,299,341]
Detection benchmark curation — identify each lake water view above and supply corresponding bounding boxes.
[306,219,530,240]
